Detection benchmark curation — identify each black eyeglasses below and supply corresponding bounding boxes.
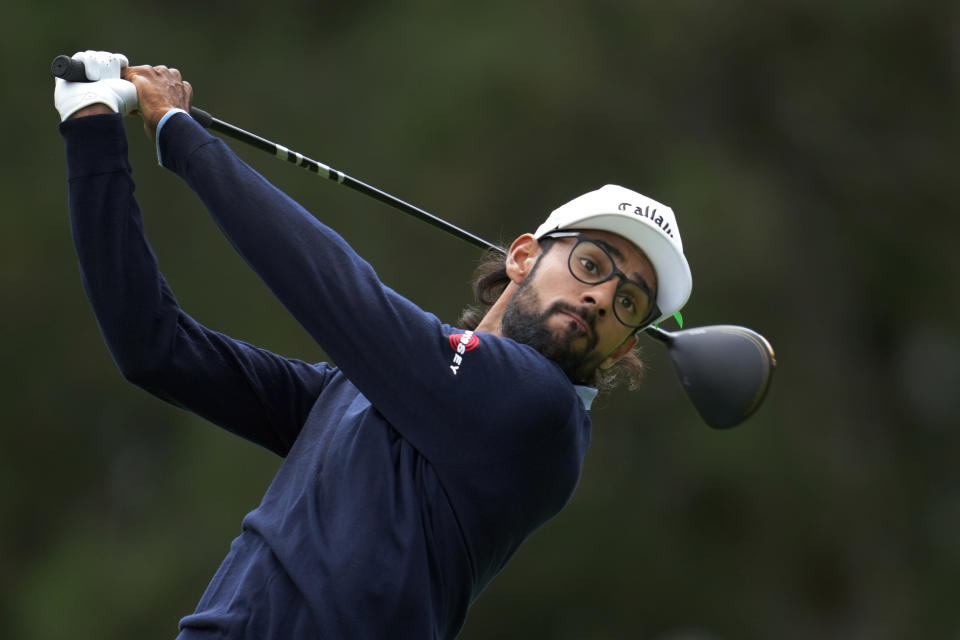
[543,232,660,330]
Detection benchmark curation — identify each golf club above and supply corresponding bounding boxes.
[53,54,776,429]
[646,325,775,429]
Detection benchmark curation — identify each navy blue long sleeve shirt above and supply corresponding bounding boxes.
[61,112,594,639]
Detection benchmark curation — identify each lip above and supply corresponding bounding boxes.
[558,310,590,337]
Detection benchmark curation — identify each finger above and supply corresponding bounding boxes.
[121,65,151,82]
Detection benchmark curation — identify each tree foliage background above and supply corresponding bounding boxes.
[2,1,959,638]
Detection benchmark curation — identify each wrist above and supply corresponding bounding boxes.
[69,104,115,119]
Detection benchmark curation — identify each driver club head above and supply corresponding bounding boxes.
[650,325,776,429]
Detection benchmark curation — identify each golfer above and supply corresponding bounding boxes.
[56,51,692,639]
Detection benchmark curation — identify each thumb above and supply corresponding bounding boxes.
[103,78,140,116]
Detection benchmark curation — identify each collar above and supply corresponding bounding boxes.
[574,385,598,410]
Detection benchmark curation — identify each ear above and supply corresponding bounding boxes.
[598,334,639,370]
[505,234,543,285]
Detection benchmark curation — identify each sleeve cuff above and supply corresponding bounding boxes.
[59,113,131,180]
[155,108,189,165]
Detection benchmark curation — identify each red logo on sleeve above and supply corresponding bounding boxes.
[449,332,480,352]
[448,331,480,375]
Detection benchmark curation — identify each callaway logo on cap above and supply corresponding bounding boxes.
[533,185,692,324]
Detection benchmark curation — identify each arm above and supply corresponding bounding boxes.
[129,68,578,463]
[60,111,328,456]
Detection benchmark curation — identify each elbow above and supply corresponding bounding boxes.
[110,341,173,390]
[101,310,183,389]
[116,359,156,388]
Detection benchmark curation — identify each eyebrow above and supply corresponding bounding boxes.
[591,238,625,262]
[591,237,655,293]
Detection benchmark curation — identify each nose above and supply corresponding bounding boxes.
[580,279,620,317]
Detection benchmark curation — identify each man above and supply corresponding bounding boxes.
[56,51,691,639]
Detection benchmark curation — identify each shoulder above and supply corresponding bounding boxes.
[449,329,583,426]
[378,324,591,465]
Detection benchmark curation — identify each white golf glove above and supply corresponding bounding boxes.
[54,50,139,121]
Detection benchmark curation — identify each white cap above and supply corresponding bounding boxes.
[533,185,692,323]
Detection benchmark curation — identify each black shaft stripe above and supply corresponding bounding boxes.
[197,109,499,251]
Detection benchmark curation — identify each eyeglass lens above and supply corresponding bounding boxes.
[568,241,653,327]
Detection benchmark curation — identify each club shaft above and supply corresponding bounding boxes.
[643,325,673,345]
[197,111,703,342]
[191,109,501,254]
[190,109,685,341]
[192,109,721,350]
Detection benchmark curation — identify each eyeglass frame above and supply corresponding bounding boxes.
[540,231,661,331]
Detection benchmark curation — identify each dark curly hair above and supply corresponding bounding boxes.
[457,240,646,391]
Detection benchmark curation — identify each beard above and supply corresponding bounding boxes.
[501,279,600,384]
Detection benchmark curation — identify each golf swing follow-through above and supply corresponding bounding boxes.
[54,50,775,638]
[54,53,776,429]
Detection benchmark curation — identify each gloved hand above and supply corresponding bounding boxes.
[54,50,139,121]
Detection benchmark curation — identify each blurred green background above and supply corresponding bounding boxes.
[3,1,959,638]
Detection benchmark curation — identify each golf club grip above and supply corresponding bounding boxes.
[51,55,87,81]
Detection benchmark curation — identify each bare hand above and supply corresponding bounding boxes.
[122,65,193,141]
